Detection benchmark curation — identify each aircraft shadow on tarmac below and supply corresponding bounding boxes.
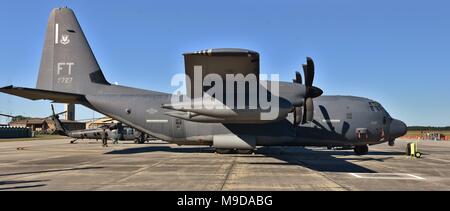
[0,167,104,190]
[106,145,405,173]
[255,147,381,173]
[0,180,48,190]
[105,146,214,154]
[0,167,103,177]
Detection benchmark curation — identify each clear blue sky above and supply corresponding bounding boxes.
[0,0,449,126]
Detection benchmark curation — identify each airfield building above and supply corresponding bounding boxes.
[9,118,85,132]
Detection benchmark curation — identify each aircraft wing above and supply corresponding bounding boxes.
[0,85,86,104]
[170,49,307,124]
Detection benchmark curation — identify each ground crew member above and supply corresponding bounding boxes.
[101,127,108,147]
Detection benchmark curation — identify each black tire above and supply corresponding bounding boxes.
[136,134,146,144]
[236,149,254,154]
[415,152,422,158]
[354,145,369,155]
[215,149,234,154]
[388,140,395,146]
[138,139,146,144]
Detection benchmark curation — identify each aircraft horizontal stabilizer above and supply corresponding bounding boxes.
[0,86,86,104]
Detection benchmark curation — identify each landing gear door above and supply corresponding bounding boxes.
[384,114,395,139]
[172,118,185,138]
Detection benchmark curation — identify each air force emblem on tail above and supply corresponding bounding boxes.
[55,24,70,45]
[61,34,70,45]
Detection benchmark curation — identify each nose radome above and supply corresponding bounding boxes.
[390,119,407,138]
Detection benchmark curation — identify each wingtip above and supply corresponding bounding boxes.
[0,85,13,90]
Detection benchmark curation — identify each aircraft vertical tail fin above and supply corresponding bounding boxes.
[37,7,110,95]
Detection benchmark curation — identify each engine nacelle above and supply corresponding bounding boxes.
[213,134,256,150]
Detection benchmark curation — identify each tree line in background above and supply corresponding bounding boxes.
[10,116,30,122]
[408,126,450,131]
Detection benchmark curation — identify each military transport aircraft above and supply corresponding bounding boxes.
[0,8,407,155]
[50,105,147,144]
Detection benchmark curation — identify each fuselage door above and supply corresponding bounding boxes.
[173,118,185,138]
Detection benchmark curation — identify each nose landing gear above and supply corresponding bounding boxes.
[388,139,395,146]
[354,145,369,155]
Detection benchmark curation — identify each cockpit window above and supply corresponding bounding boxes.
[368,102,382,112]
[369,101,392,118]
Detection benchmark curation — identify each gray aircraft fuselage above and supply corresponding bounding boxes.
[82,84,405,148]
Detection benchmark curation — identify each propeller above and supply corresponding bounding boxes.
[0,113,15,118]
[292,57,323,126]
[302,57,323,124]
[49,104,67,119]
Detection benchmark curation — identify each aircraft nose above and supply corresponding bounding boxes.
[390,119,407,138]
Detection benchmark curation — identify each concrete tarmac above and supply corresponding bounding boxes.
[0,138,449,191]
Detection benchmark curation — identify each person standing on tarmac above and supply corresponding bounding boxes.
[101,127,108,147]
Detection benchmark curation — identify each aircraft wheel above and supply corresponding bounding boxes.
[415,152,422,158]
[215,149,234,154]
[354,145,369,155]
[388,139,395,146]
[236,149,254,154]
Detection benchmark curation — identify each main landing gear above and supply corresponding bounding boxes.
[215,148,255,154]
[134,134,147,144]
[354,145,369,155]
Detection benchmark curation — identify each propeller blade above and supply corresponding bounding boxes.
[304,57,315,87]
[293,71,303,84]
[51,104,55,115]
[302,64,308,85]
[0,113,15,118]
[302,102,307,124]
[55,111,67,116]
[293,106,302,127]
[304,97,314,123]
